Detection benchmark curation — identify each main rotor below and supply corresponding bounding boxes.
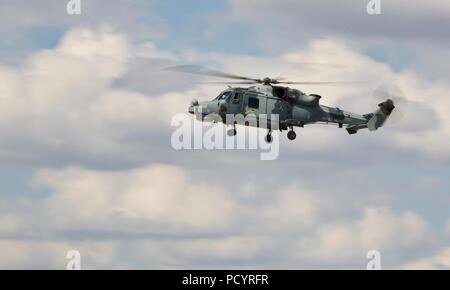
[165,65,356,86]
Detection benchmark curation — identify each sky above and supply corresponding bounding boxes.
[0,0,449,269]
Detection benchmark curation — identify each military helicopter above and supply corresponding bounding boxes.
[166,65,395,143]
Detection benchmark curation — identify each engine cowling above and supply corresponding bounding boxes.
[272,87,321,106]
[295,94,321,106]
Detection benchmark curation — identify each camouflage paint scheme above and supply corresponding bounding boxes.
[189,84,394,138]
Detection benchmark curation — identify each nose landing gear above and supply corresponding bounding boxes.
[265,130,273,143]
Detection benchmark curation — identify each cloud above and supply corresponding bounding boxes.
[402,247,450,270]
[186,38,450,160]
[1,25,450,269]
[32,164,237,233]
[0,239,124,269]
[0,163,446,269]
[227,0,450,44]
[0,0,167,38]
[1,164,324,241]
[295,207,430,267]
[0,26,201,167]
[2,27,450,169]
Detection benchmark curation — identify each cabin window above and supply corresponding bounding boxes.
[248,97,259,109]
[232,93,241,104]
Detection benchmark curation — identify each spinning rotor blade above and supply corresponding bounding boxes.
[277,81,362,85]
[194,81,260,85]
[165,65,259,82]
[194,80,361,86]
[165,65,362,86]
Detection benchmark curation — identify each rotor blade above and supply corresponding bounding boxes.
[164,65,259,82]
[194,81,258,85]
[277,81,363,85]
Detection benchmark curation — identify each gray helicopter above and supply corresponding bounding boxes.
[167,65,395,143]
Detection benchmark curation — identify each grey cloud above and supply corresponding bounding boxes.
[0,163,447,269]
[228,0,450,44]
[0,0,166,36]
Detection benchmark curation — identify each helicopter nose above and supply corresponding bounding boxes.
[189,100,224,116]
[188,100,209,116]
[191,99,199,107]
[188,98,200,114]
[218,101,228,114]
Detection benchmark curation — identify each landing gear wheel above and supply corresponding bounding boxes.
[265,134,273,143]
[287,130,296,140]
[227,128,237,136]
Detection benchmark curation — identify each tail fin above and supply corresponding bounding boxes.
[346,99,395,135]
[366,99,395,131]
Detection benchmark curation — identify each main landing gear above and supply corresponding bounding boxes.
[287,130,296,140]
[286,125,296,141]
[265,130,273,143]
[265,130,298,143]
[227,126,297,142]
[227,128,237,136]
[266,128,297,143]
[227,124,237,136]
[228,126,273,143]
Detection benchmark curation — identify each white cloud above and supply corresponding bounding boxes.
[1,26,450,269]
[258,184,332,231]
[0,163,445,269]
[402,247,450,270]
[0,239,123,269]
[0,26,200,165]
[29,164,237,233]
[1,27,450,167]
[295,207,429,267]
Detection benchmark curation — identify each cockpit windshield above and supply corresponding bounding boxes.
[216,91,232,102]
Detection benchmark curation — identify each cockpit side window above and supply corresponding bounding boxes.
[218,91,232,102]
[232,92,241,104]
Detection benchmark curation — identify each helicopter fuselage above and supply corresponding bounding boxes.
[188,85,368,131]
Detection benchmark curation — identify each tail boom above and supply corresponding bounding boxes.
[346,99,395,134]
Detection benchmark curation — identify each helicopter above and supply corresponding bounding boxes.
[166,65,395,143]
